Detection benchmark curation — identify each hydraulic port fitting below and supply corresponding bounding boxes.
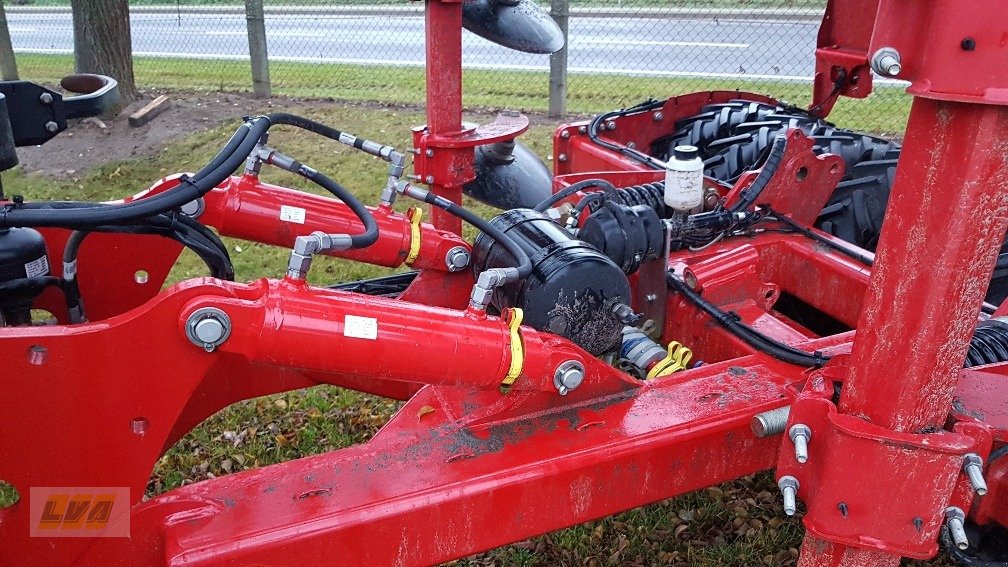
[287,231,352,280]
[469,267,521,312]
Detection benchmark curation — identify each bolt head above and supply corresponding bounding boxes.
[424,175,435,184]
[425,149,434,157]
[653,112,663,121]
[560,130,571,139]
[193,317,225,345]
[557,153,568,162]
[554,360,585,394]
[185,307,232,351]
[39,93,53,104]
[578,125,587,134]
[606,121,616,131]
[445,246,470,272]
[45,121,59,133]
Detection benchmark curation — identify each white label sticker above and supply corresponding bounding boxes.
[279,205,306,224]
[24,256,49,278]
[344,315,378,340]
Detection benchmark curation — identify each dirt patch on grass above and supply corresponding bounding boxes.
[13,89,560,179]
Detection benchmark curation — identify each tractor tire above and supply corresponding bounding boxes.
[652,99,1008,305]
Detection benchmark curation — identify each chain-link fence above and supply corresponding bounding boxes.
[7,0,910,134]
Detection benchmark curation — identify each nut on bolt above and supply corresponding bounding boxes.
[871,47,902,77]
[963,453,988,495]
[789,423,811,463]
[945,507,969,550]
[554,360,585,395]
[445,246,470,272]
[778,476,799,516]
[185,307,232,352]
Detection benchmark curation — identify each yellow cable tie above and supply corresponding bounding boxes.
[501,308,525,391]
[405,207,423,265]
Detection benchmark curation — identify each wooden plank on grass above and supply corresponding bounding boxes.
[128,95,171,127]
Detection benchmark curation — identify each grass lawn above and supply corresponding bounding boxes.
[0,86,949,564]
[15,52,912,135]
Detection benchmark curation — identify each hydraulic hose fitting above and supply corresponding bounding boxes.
[287,231,352,280]
[469,267,521,312]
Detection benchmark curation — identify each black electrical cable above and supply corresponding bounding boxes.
[667,270,830,367]
[587,99,668,170]
[766,206,1003,315]
[412,189,532,278]
[534,178,618,212]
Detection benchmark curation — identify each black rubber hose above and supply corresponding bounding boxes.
[729,134,787,213]
[534,178,618,212]
[414,190,533,278]
[0,117,269,229]
[667,271,830,368]
[267,112,348,144]
[294,165,378,249]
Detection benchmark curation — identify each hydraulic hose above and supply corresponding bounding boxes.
[295,165,379,249]
[400,183,532,278]
[667,270,830,368]
[0,117,270,229]
[534,178,618,212]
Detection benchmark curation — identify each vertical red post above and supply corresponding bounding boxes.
[798,97,1008,565]
[424,0,465,235]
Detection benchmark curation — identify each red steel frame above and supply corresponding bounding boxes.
[2,0,1008,565]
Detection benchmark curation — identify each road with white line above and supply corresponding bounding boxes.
[9,10,822,80]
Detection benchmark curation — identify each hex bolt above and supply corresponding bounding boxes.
[653,112,663,121]
[606,121,616,131]
[578,125,588,134]
[45,121,59,133]
[425,149,434,157]
[963,453,988,496]
[871,47,902,77]
[751,406,790,437]
[185,307,232,352]
[557,153,568,162]
[424,175,435,184]
[778,476,799,516]
[560,129,571,139]
[445,246,470,272]
[789,424,812,463]
[39,92,53,105]
[945,507,969,550]
[554,360,585,396]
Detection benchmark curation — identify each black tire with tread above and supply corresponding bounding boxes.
[651,99,1008,304]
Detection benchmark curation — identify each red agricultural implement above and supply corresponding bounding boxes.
[1,0,1007,565]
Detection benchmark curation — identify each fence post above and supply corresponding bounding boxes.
[245,0,271,98]
[548,0,569,118]
[0,2,17,80]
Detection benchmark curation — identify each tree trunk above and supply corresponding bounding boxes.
[70,0,138,106]
[0,1,19,80]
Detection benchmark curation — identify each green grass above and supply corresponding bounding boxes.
[15,52,911,135]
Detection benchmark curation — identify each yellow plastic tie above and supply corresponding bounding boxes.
[501,308,525,390]
[646,341,693,380]
[405,207,424,265]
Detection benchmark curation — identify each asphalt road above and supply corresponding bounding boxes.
[9,11,821,80]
